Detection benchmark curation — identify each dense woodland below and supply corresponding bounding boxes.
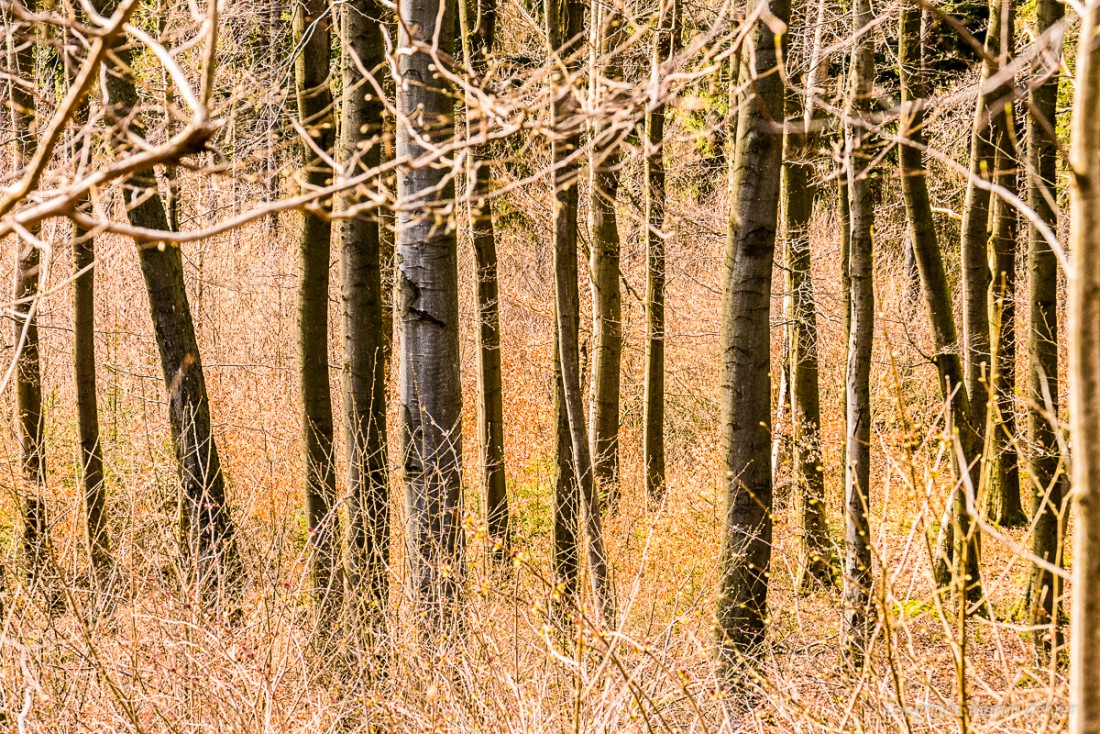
[1,0,1099,730]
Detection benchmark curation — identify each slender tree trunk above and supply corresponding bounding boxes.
[546,0,614,624]
[715,0,788,676]
[92,0,238,596]
[8,0,52,596]
[898,2,984,608]
[984,0,1025,528]
[785,0,832,591]
[1068,5,1100,729]
[643,0,677,502]
[552,325,580,624]
[1024,0,1065,658]
[588,0,624,506]
[397,0,465,631]
[293,0,341,612]
[73,218,111,586]
[842,0,876,662]
[339,0,390,629]
[459,0,510,560]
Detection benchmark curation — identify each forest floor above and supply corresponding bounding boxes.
[0,119,1071,732]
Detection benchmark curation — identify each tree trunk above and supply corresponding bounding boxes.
[1068,4,1100,729]
[842,0,876,662]
[8,0,52,597]
[460,0,510,560]
[546,0,614,624]
[898,1,984,607]
[397,0,465,631]
[785,0,832,592]
[293,0,341,613]
[588,0,624,506]
[1024,0,1065,659]
[93,0,238,595]
[984,0,1026,528]
[73,218,111,587]
[552,325,580,625]
[339,0,390,629]
[715,0,788,676]
[643,0,677,503]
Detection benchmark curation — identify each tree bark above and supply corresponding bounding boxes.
[898,2,984,608]
[785,0,832,592]
[92,0,238,595]
[339,0,390,628]
[984,0,1026,528]
[1024,0,1065,659]
[8,0,52,596]
[588,0,624,506]
[1068,4,1100,730]
[293,0,341,613]
[546,0,614,624]
[397,0,465,631]
[842,0,875,662]
[551,324,580,625]
[460,0,510,560]
[715,0,788,675]
[643,0,677,503]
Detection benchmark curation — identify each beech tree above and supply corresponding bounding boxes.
[339,0,391,626]
[397,0,465,628]
[715,0,788,674]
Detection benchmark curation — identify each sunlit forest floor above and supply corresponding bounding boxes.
[0,103,1071,731]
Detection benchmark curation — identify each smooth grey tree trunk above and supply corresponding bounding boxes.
[588,0,624,506]
[842,0,876,662]
[397,0,465,631]
[93,0,239,596]
[1024,0,1066,659]
[1068,5,1100,729]
[294,0,341,613]
[546,0,614,624]
[984,0,1026,528]
[715,0,788,677]
[339,0,390,630]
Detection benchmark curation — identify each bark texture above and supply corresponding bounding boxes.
[294,0,341,611]
[546,0,614,623]
[588,0,624,504]
[93,0,238,593]
[339,0,390,627]
[1024,0,1066,658]
[397,0,465,630]
[1068,5,1100,730]
[842,0,875,661]
[715,0,788,675]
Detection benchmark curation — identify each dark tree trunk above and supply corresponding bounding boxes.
[339,0,390,629]
[397,0,465,630]
[73,219,111,587]
[294,0,341,612]
[842,0,876,661]
[643,0,678,503]
[715,0,788,676]
[546,0,614,623]
[8,0,51,596]
[551,325,580,625]
[92,0,239,594]
[1024,0,1066,659]
[784,1,832,591]
[984,0,1026,528]
[460,0,510,560]
[899,1,984,607]
[588,0,624,505]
